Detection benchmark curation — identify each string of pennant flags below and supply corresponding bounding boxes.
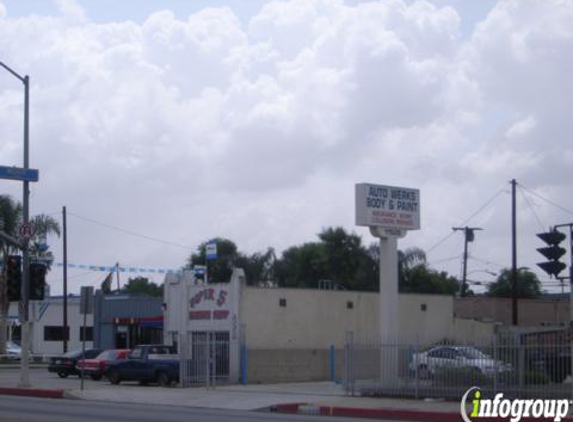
[55,263,207,276]
[56,263,179,274]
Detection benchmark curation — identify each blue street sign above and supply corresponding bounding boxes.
[194,265,206,276]
[0,165,39,182]
[206,241,217,260]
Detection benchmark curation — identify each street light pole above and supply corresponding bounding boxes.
[0,61,31,387]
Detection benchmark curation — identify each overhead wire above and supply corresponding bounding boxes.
[67,211,195,251]
[518,183,573,217]
[468,255,506,268]
[517,186,547,231]
[427,254,462,266]
[427,187,508,254]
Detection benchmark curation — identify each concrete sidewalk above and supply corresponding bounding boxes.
[66,381,465,420]
[9,378,573,421]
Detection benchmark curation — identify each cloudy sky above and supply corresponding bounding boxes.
[1,0,572,295]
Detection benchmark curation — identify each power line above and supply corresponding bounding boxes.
[518,183,573,217]
[427,254,462,266]
[517,186,547,231]
[468,255,506,268]
[427,188,507,254]
[67,211,195,251]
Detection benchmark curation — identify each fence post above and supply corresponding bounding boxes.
[344,331,354,396]
[240,344,248,385]
[414,339,419,400]
[517,331,524,395]
[493,333,498,395]
[329,345,335,382]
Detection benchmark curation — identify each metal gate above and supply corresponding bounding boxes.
[344,330,573,400]
[179,331,230,387]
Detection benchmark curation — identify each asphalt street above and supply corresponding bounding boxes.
[0,395,405,422]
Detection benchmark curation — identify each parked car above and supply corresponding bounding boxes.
[4,341,22,360]
[2,341,33,361]
[76,349,131,380]
[409,345,512,378]
[105,345,178,387]
[48,348,103,378]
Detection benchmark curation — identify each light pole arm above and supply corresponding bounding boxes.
[0,61,25,83]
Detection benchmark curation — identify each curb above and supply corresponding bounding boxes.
[0,387,64,399]
[271,403,573,422]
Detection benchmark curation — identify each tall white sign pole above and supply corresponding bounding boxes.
[371,228,402,343]
[356,183,420,386]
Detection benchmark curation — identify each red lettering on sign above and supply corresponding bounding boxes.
[189,310,211,320]
[213,310,229,320]
[190,288,229,308]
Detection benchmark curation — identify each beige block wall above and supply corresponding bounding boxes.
[455,297,569,327]
[240,287,455,348]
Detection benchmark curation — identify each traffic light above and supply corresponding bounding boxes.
[29,262,47,301]
[537,230,567,278]
[6,255,22,302]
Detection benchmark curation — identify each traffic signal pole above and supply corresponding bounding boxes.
[538,223,573,399]
[20,72,31,388]
[0,61,32,387]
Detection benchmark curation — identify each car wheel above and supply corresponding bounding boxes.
[138,380,149,386]
[108,370,121,385]
[157,371,171,388]
[57,371,68,379]
[90,373,102,381]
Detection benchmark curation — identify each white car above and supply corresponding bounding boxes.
[410,345,511,378]
[4,341,23,360]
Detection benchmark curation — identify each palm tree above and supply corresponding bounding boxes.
[0,195,60,354]
[0,195,22,354]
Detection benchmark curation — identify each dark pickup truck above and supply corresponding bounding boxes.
[105,345,179,387]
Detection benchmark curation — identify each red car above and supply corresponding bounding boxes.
[76,349,131,380]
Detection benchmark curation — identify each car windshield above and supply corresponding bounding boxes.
[96,350,117,360]
[63,350,82,358]
[6,341,20,350]
[460,348,489,360]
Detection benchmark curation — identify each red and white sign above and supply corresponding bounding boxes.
[355,183,420,230]
[188,286,230,321]
[18,223,35,240]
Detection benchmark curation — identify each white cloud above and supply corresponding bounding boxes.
[55,0,86,23]
[0,0,571,293]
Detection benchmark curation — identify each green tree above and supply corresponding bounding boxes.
[400,263,463,295]
[0,195,21,355]
[0,195,60,354]
[235,247,277,286]
[187,238,238,284]
[121,277,163,297]
[274,227,378,291]
[275,242,328,288]
[487,267,542,299]
[29,214,61,269]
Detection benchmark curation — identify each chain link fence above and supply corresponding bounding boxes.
[344,329,573,400]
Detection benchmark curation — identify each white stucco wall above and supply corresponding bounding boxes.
[9,297,94,355]
[240,288,455,348]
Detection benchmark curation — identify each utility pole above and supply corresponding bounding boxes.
[511,179,518,326]
[115,263,121,291]
[0,61,32,387]
[62,206,68,353]
[453,226,483,297]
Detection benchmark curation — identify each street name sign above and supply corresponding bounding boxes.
[0,165,39,182]
[355,183,420,231]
